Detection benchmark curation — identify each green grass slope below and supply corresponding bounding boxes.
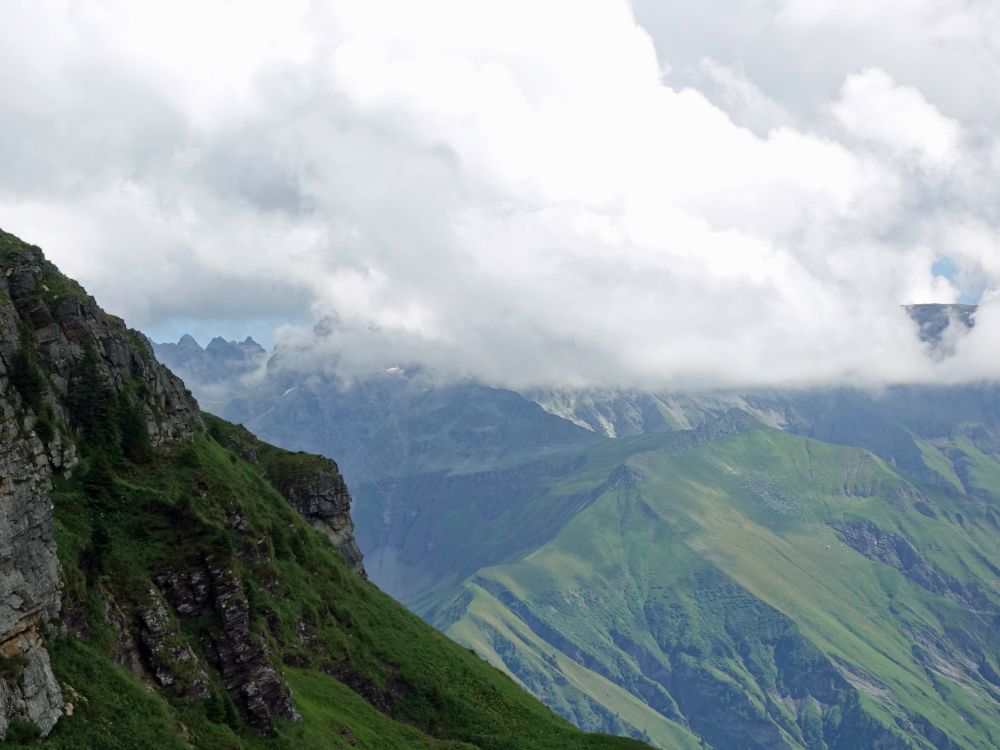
[20,421,651,750]
[0,227,649,750]
[438,422,1000,749]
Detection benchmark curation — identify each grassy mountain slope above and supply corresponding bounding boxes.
[38,423,648,750]
[0,228,648,750]
[437,421,1000,749]
[145,247,1000,749]
[209,364,604,599]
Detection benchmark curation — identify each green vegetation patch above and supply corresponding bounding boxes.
[45,411,649,750]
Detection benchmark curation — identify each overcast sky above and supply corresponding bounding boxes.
[1,0,999,389]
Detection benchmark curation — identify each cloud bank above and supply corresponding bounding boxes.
[1,0,999,389]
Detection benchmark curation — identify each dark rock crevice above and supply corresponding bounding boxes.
[155,557,299,730]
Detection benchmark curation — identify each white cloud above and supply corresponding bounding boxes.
[694,59,797,135]
[0,0,998,390]
[833,68,963,169]
[777,0,959,30]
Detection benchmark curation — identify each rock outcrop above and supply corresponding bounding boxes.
[135,586,211,700]
[215,419,366,577]
[0,237,97,736]
[0,232,335,736]
[0,384,63,737]
[155,559,298,729]
[1,239,202,445]
[267,465,366,577]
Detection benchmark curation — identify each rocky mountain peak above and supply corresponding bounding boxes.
[0,230,209,737]
[177,333,202,351]
[153,335,267,412]
[904,302,976,345]
[0,230,365,738]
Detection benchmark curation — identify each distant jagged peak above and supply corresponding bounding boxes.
[171,333,267,355]
[176,333,203,351]
[904,303,976,345]
[152,333,270,412]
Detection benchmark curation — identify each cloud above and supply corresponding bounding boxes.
[634,0,1000,128]
[693,58,798,135]
[832,68,962,169]
[0,0,998,390]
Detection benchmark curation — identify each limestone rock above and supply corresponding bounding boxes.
[0,329,62,737]
[273,468,366,577]
[0,633,63,737]
[157,559,298,730]
[220,425,366,577]
[1,246,202,446]
[136,587,210,700]
[0,234,203,737]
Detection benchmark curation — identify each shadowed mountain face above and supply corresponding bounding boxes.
[152,335,267,412]
[154,311,1000,749]
[214,370,602,601]
[153,334,266,380]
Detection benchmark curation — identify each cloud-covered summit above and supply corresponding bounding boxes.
[2,1,999,389]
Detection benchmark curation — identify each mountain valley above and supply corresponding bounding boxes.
[155,306,1000,749]
[0,228,647,750]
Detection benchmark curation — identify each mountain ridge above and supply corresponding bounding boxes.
[0,227,648,749]
[152,307,1000,748]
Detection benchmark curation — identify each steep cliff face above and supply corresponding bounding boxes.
[0,230,204,737]
[207,417,366,577]
[0,354,63,737]
[0,230,639,750]
[0,231,350,736]
[1,237,201,446]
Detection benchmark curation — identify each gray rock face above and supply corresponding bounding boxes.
[218,423,367,577]
[156,559,299,729]
[0,237,204,738]
[206,563,298,729]
[0,636,63,737]
[0,291,63,736]
[135,586,210,700]
[271,468,366,578]
[1,248,202,445]
[527,388,678,437]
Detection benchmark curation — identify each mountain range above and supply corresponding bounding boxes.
[0,227,647,749]
[153,303,1000,749]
